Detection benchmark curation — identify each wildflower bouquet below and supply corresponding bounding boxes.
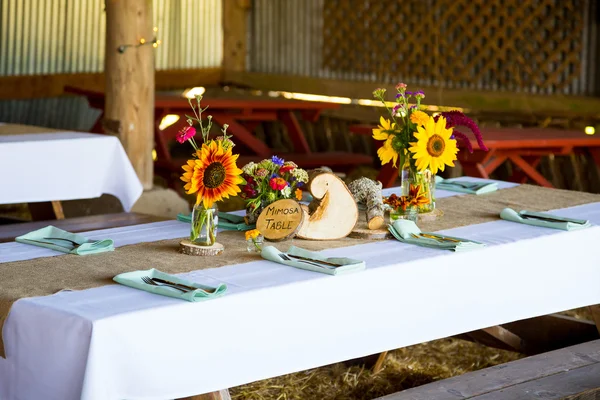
[240,156,309,223]
[372,83,487,212]
[178,95,244,246]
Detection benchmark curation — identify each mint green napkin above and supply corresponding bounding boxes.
[16,226,114,255]
[177,212,255,231]
[113,268,227,302]
[261,245,365,275]
[388,220,485,252]
[500,208,591,231]
[435,176,498,195]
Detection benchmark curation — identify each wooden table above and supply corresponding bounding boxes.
[67,86,373,188]
[349,124,600,188]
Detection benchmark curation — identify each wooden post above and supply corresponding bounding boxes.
[222,0,250,72]
[105,0,155,189]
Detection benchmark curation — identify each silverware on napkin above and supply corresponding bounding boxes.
[279,253,336,270]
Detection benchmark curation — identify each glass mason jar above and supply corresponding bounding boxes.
[399,160,435,213]
[190,202,218,246]
[246,235,264,253]
[390,205,419,223]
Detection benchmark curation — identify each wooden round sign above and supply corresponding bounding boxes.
[256,199,305,241]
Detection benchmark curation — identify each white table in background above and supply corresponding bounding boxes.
[0,123,142,212]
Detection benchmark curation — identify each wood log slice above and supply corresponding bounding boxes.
[296,172,359,240]
[179,240,224,256]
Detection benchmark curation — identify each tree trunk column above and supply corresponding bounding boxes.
[105,0,154,189]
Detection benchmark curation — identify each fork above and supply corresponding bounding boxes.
[141,276,188,292]
[43,237,100,246]
[279,253,335,270]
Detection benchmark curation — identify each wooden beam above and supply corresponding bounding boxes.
[223,70,600,116]
[0,68,222,100]
[105,0,155,189]
[222,0,250,72]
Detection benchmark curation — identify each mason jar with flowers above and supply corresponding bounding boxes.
[240,156,309,224]
[178,95,244,246]
[372,84,487,214]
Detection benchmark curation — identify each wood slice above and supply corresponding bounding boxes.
[256,199,304,241]
[179,240,224,256]
[418,207,444,221]
[349,211,392,240]
[296,172,359,240]
[348,227,392,240]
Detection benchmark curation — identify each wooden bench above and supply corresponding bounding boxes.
[375,339,600,400]
[0,212,168,243]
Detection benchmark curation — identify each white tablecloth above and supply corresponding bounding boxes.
[0,125,142,210]
[2,187,600,400]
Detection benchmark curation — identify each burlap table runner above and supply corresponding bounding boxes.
[0,124,61,136]
[1,184,599,357]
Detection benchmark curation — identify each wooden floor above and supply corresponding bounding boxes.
[376,340,600,400]
[0,212,169,243]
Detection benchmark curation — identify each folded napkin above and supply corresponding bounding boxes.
[113,268,227,302]
[16,226,114,255]
[500,208,591,231]
[435,176,498,195]
[261,245,365,275]
[177,211,255,231]
[388,220,485,252]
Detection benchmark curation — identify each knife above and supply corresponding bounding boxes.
[519,211,587,225]
[151,277,216,293]
[284,254,343,267]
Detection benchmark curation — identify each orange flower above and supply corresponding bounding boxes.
[408,184,430,207]
[180,141,243,208]
[295,188,303,201]
[245,229,261,241]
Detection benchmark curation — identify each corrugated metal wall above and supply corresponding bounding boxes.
[0,0,222,130]
[248,0,598,96]
[0,0,222,75]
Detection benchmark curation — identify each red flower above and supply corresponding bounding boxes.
[176,126,196,144]
[269,177,288,190]
[279,165,295,174]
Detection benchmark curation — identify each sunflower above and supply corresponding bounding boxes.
[377,136,401,167]
[372,116,395,141]
[181,141,243,208]
[408,116,458,175]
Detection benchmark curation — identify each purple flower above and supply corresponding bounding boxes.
[434,111,488,152]
[450,130,473,153]
[297,182,304,187]
[405,91,414,96]
[395,93,403,99]
[271,155,284,166]
[409,105,418,110]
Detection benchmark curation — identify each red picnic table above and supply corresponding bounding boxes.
[66,86,373,187]
[349,124,600,188]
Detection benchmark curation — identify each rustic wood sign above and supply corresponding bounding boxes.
[256,199,305,241]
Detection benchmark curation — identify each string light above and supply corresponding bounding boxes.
[585,126,595,135]
[117,27,161,53]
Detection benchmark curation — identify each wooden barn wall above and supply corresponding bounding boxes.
[248,0,598,96]
[0,0,223,130]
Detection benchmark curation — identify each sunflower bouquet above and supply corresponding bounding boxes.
[372,83,487,213]
[178,95,244,246]
[240,156,309,224]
